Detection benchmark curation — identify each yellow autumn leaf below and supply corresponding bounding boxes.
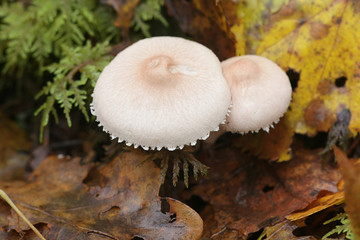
[286,191,344,221]
[224,0,287,55]
[222,0,360,160]
[257,0,360,137]
[169,0,359,160]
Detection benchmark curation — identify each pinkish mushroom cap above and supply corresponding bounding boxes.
[222,55,292,133]
[91,36,231,151]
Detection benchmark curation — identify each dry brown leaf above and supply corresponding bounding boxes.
[0,151,203,239]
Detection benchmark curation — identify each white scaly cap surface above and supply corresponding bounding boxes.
[91,36,231,150]
[222,55,292,133]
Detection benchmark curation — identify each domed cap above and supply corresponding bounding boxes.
[222,55,292,133]
[91,37,231,150]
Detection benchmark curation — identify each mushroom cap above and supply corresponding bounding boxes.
[222,55,292,133]
[91,36,231,150]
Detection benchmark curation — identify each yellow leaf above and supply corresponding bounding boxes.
[286,191,344,221]
[257,0,360,136]
[173,1,360,160]
[218,0,360,159]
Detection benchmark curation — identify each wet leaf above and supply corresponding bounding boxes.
[167,1,360,160]
[286,191,344,222]
[0,151,203,239]
[187,142,341,239]
[256,1,360,139]
[226,0,360,159]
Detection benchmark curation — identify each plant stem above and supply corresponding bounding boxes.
[0,189,46,240]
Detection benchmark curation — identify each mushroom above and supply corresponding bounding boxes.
[91,36,231,151]
[221,55,292,134]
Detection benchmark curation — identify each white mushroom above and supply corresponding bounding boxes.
[91,36,231,151]
[221,55,292,133]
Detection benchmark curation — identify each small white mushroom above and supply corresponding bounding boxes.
[221,55,292,134]
[91,36,231,150]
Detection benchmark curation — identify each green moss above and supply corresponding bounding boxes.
[323,212,353,239]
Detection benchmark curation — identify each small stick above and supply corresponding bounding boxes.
[0,189,46,240]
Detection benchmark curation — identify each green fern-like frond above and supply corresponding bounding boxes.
[323,212,353,239]
[35,41,112,140]
[132,0,168,37]
[0,0,119,140]
[0,0,116,75]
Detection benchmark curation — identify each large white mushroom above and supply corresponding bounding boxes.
[91,36,231,151]
[222,55,292,134]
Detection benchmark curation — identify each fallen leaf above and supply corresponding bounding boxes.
[186,142,341,238]
[286,173,345,221]
[260,220,316,240]
[167,1,360,160]
[165,0,236,60]
[0,111,31,181]
[333,147,360,239]
[256,0,360,138]
[0,151,203,239]
[286,191,344,221]
[220,0,291,55]
[101,0,140,29]
[233,118,293,161]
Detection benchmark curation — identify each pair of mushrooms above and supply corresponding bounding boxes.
[91,37,292,151]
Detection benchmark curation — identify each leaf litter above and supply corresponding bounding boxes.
[0,151,203,239]
[182,140,342,239]
[2,0,360,239]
